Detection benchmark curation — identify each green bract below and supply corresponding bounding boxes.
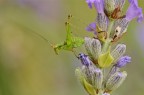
[98,50,114,68]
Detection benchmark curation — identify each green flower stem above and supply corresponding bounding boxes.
[107,20,114,38]
[102,39,111,53]
[102,20,114,53]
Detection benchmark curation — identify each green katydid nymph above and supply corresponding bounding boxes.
[10,14,84,55]
[51,15,84,54]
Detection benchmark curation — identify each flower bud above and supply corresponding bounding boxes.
[82,65,95,84]
[111,44,126,62]
[104,66,120,84]
[104,0,125,19]
[75,68,96,95]
[115,56,131,68]
[105,71,127,92]
[108,66,120,76]
[85,37,93,56]
[85,37,101,64]
[111,18,129,42]
[96,13,108,32]
[114,0,125,10]
[91,38,102,60]
[104,0,115,15]
[92,68,103,89]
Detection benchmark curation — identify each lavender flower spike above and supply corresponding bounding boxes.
[115,56,131,68]
[126,0,143,22]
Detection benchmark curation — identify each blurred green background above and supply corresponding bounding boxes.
[0,0,144,95]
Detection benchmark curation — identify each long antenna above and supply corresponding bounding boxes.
[71,15,97,33]
[8,19,54,46]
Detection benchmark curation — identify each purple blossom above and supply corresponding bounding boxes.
[126,0,143,22]
[78,53,92,66]
[86,0,95,8]
[93,0,104,13]
[85,22,97,34]
[86,0,104,13]
[115,56,131,68]
[130,0,144,22]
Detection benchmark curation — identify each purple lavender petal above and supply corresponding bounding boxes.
[88,2,93,9]
[129,0,144,22]
[86,0,104,13]
[94,0,104,13]
[86,22,96,31]
[115,56,131,68]
[78,53,92,67]
[128,0,138,6]
[137,8,144,23]
[86,0,96,9]
[126,0,144,22]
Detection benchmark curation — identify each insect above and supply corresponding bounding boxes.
[10,14,84,55]
[51,15,84,54]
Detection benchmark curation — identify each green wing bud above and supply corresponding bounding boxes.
[72,37,84,47]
